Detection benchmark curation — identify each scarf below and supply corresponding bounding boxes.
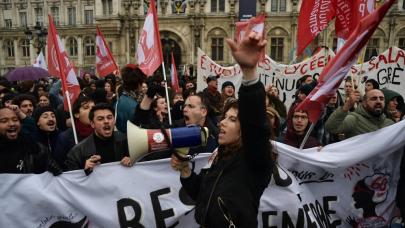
[75,119,93,140]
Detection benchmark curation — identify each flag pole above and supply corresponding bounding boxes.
[65,90,78,144]
[161,62,173,126]
[299,122,316,150]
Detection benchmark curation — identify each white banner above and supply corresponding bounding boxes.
[197,47,405,109]
[1,121,405,227]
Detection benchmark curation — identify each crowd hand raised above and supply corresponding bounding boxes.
[343,90,361,112]
[84,155,101,172]
[226,30,267,81]
[120,156,133,167]
[170,154,191,178]
[6,104,26,119]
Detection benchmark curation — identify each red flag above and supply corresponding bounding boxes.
[334,0,375,40]
[235,14,266,61]
[235,14,265,43]
[170,52,180,93]
[96,26,119,77]
[136,0,163,76]
[296,0,394,123]
[296,0,335,56]
[47,14,81,110]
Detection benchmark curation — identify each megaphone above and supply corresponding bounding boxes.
[127,121,209,163]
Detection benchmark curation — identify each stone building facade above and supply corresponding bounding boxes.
[1,0,405,76]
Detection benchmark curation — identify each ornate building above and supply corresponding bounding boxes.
[1,0,405,76]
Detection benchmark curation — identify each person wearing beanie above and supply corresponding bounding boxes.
[220,81,236,113]
[381,88,404,122]
[0,107,62,175]
[31,106,60,158]
[202,75,222,122]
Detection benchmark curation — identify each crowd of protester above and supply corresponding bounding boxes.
[1,54,404,224]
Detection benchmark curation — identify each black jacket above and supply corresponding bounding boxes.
[64,132,129,171]
[0,134,62,174]
[181,82,273,227]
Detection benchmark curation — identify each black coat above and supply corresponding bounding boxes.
[64,132,129,171]
[181,82,273,227]
[0,134,62,174]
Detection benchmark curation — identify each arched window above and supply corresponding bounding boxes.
[84,37,95,56]
[208,28,227,61]
[20,39,30,57]
[268,28,288,62]
[5,40,14,57]
[397,28,405,50]
[68,38,78,56]
[364,29,385,61]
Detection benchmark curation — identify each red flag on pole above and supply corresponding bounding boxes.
[334,0,375,40]
[96,26,119,77]
[296,0,335,56]
[136,0,163,76]
[296,0,394,124]
[170,52,180,93]
[47,14,81,111]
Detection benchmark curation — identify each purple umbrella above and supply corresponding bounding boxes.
[5,66,50,81]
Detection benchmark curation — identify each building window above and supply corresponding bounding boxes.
[84,10,93,25]
[4,19,12,28]
[5,40,14,57]
[399,38,405,50]
[3,0,11,10]
[68,7,76,25]
[332,38,338,53]
[21,39,30,57]
[68,38,78,56]
[19,12,27,27]
[271,0,287,12]
[84,38,95,56]
[51,7,59,25]
[211,0,225,12]
[34,8,44,26]
[108,42,113,51]
[102,0,113,15]
[364,38,379,61]
[270,37,284,62]
[211,37,224,61]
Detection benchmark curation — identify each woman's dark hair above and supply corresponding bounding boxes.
[365,79,379,90]
[73,96,94,115]
[121,65,146,92]
[89,103,114,121]
[219,98,242,158]
[151,97,166,114]
[12,94,37,107]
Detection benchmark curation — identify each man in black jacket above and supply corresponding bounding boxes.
[0,107,61,174]
[65,103,131,173]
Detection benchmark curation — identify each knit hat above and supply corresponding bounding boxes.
[221,81,235,91]
[206,75,219,84]
[381,88,404,107]
[33,106,55,124]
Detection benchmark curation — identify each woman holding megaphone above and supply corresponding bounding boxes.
[171,30,274,227]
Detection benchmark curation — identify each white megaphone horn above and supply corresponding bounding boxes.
[127,121,209,163]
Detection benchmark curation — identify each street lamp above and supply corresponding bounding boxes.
[25,22,48,55]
